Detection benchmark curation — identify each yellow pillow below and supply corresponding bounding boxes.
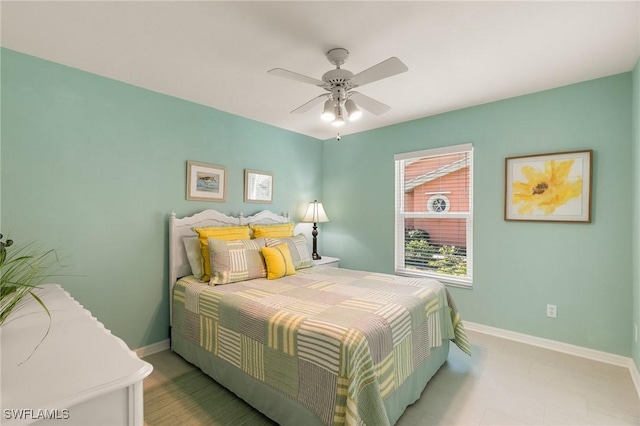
[194,226,250,281]
[250,223,294,239]
[261,243,296,280]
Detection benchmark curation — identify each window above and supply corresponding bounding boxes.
[427,194,450,213]
[394,143,473,287]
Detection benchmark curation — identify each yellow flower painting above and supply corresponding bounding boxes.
[505,150,592,222]
[512,159,582,215]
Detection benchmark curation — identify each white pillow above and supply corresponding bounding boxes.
[183,236,204,281]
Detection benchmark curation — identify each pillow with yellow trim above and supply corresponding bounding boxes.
[208,237,266,285]
[261,243,296,280]
[265,234,313,270]
[250,223,294,239]
[194,226,250,281]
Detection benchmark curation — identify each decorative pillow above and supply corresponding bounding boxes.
[250,223,294,239]
[183,236,204,280]
[194,226,251,281]
[208,237,266,285]
[265,234,313,270]
[261,243,296,280]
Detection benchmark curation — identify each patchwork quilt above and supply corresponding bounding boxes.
[173,267,470,426]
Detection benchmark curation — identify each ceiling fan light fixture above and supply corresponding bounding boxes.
[344,99,362,121]
[321,99,335,121]
[331,105,345,127]
[268,48,408,130]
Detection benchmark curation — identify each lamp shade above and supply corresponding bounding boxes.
[321,99,335,121]
[344,98,362,121]
[301,200,330,223]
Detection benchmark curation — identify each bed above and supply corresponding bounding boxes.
[169,209,470,426]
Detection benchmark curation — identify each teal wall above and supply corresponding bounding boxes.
[2,47,637,359]
[322,74,633,356]
[0,49,322,349]
[633,59,640,370]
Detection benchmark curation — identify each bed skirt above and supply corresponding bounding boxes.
[171,329,450,426]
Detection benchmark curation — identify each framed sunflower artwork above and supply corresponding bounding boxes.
[504,150,593,222]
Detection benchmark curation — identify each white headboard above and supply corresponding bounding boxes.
[168,209,290,323]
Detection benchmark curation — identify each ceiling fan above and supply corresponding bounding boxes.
[267,48,408,127]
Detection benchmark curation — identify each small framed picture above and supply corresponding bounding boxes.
[186,161,226,202]
[505,150,592,222]
[244,169,273,203]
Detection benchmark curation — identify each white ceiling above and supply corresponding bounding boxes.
[2,1,639,141]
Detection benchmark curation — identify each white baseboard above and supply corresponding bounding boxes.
[631,360,640,400]
[464,321,630,366]
[464,321,640,399]
[134,339,170,358]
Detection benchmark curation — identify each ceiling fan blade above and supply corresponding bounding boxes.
[351,57,408,87]
[267,68,325,87]
[349,92,391,115]
[291,94,328,114]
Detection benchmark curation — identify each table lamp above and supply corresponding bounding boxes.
[301,200,330,260]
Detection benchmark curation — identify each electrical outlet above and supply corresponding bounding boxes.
[546,304,557,318]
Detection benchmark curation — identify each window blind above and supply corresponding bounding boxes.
[394,143,473,286]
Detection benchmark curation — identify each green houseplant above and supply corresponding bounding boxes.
[0,234,60,327]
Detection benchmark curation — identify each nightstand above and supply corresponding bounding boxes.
[313,256,340,268]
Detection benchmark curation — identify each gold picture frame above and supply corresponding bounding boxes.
[186,161,226,202]
[244,169,273,203]
[504,150,593,222]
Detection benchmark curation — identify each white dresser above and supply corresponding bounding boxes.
[1,285,153,425]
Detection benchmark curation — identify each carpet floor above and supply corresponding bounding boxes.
[144,357,276,426]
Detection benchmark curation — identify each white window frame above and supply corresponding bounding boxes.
[394,143,473,288]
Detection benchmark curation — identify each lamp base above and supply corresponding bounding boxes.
[311,223,321,261]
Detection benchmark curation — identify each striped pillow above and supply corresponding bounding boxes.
[194,226,250,281]
[265,234,313,270]
[207,237,266,285]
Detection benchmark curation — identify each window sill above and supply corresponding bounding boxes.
[395,269,473,289]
